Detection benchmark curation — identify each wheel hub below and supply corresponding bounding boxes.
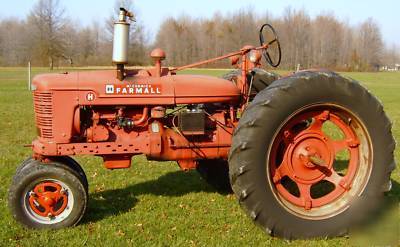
[28,182,68,217]
[287,133,332,184]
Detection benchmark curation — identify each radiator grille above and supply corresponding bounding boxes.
[33,92,53,138]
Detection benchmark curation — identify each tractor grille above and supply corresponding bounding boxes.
[33,92,53,138]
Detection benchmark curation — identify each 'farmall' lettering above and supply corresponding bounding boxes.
[105,84,161,95]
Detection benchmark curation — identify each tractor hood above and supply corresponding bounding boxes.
[32,70,240,105]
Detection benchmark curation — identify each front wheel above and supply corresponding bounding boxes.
[8,159,87,229]
[13,156,88,192]
[229,70,395,239]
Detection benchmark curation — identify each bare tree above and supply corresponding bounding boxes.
[27,0,68,69]
[311,14,343,68]
[272,8,311,69]
[357,18,383,70]
[382,44,399,68]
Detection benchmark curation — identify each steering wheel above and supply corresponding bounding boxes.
[259,23,281,67]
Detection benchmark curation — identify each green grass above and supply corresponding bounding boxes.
[0,67,398,246]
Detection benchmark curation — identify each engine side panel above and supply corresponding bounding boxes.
[32,70,240,105]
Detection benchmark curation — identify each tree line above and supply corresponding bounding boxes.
[0,0,398,71]
[155,8,398,71]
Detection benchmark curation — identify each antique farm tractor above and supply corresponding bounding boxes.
[9,8,395,239]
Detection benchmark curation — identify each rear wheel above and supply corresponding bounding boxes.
[8,159,87,229]
[197,159,232,192]
[229,70,395,239]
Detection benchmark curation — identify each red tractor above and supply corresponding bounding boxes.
[8,8,395,239]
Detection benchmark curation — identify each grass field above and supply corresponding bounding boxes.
[0,67,398,246]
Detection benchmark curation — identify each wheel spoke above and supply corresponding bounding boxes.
[324,169,343,186]
[298,183,312,210]
[272,159,290,183]
[308,118,323,132]
[331,138,360,153]
[29,196,51,216]
[268,39,277,45]
[325,168,352,191]
[308,111,330,132]
[265,52,273,63]
[331,140,348,153]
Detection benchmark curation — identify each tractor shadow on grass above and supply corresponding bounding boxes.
[82,169,400,224]
[82,170,225,223]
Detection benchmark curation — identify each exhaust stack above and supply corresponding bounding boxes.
[112,8,134,80]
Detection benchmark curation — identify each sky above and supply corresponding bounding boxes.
[0,0,398,46]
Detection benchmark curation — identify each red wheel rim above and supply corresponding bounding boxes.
[269,105,372,219]
[28,181,68,217]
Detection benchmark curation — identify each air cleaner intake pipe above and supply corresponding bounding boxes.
[112,8,134,80]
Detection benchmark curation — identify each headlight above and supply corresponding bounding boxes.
[249,50,261,63]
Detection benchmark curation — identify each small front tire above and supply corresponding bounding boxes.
[8,159,87,229]
[13,156,88,192]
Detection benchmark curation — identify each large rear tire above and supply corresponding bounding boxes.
[229,70,395,239]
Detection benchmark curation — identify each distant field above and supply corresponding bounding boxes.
[0,67,398,246]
